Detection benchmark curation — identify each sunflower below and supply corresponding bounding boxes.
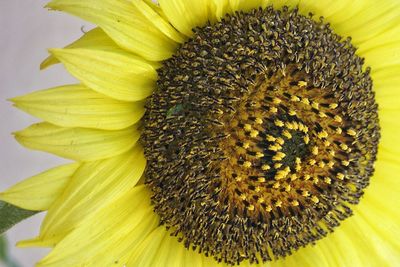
[1,0,399,266]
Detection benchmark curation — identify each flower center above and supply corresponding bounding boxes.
[142,6,380,265]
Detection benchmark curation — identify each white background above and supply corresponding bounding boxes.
[0,1,92,266]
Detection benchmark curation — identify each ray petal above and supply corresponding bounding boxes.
[40,27,117,70]
[0,163,79,211]
[50,48,157,102]
[14,122,139,161]
[46,0,178,61]
[158,0,216,37]
[11,84,145,130]
[36,185,158,266]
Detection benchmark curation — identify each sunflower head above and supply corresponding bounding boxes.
[143,6,380,264]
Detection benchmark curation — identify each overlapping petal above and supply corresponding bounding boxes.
[11,84,145,130]
[130,0,185,43]
[14,122,139,161]
[212,0,231,20]
[40,27,117,70]
[46,0,179,61]
[379,110,400,155]
[127,227,223,267]
[36,185,158,266]
[361,42,400,71]
[0,163,79,211]
[50,48,157,102]
[158,0,216,37]
[229,0,268,12]
[22,146,146,247]
[297,0,398,45]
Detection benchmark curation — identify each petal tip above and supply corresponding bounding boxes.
[7,97,17,103]
[17,237,52,248]
[40,57,53,70]
[44,0,59,10]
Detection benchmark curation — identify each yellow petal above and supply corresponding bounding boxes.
[379,111,400,156]
[0,163,79,211]
[369,159,400,208]
[356,197,400,255]
[203,254,225,267]
[50,48,157,102]
[212,0,231,20]
[11,84,144,130]
[335,1,400,46]
[284,243,332,267]
[46,0,178,61]
[297,0,399,47]
[36,146,146,246]
[357,26,400,55]
[271,0,301,10]
[280,217,371,267]
[158,0,216,37]
[229,0,268,12]
[36,185,159,266]
[149,228,205,267]
[339,194,399,266]
[40,27,117,70]
[375,91,400,111]
[373,66,400,111]
[127,226,167,266]
[14,122,139,161]
[130,0,185,43]
[356,209,399,264]
[11,85,144,130]
[182,244,205,267]
[88,213,158,267]
[150,230,182,266]
[361,42,400,71]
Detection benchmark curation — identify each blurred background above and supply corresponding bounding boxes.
[0,1,92,266]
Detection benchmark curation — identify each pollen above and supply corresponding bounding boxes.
[334,115,343,123]
[298,81,307,87]
[342,160,350,166]
[250,130,259,138]
[311,196,320,204]
[337,173,345,180]
[256,152,265,158]
[282,130,292,139]
[270,106,278,113]
[143,5,380,266]
[243,161,252,168]
[329,103,338,109]
[347,129,357,136]
[244,124,252,131]
[274,119,285,127]
[258,177,266,183]
[261,164,271,170]
[243,142,250,149]
[273,97,282,104]
[255,118,263,124]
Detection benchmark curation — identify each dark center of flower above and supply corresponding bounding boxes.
[142,6,380,265]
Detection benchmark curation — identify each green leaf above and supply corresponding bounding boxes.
[0,235,6,261]
[0,201,38,235]
[0,235,21,267]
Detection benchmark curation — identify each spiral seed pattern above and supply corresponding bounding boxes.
[142,6,380,265]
